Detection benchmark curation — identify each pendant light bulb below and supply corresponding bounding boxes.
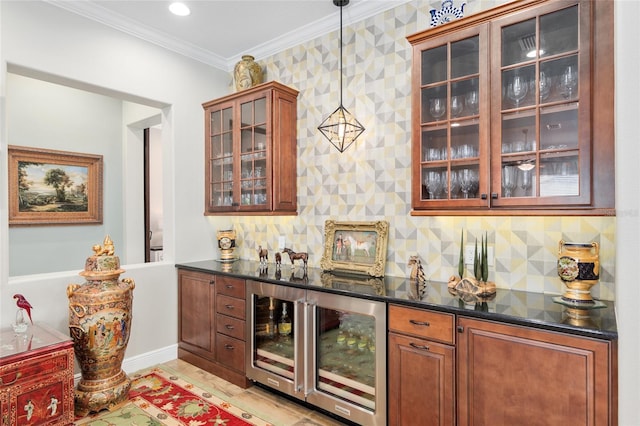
[318,0,365,153]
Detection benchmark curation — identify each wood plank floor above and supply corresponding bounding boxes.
[159,359,349,426]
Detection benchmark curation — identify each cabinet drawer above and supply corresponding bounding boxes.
[216,294,246,320]
[216,276,245,299]
[215,334,245,373]
[389,304,455,345]
[0,349,71,388]
[216,314,245,341]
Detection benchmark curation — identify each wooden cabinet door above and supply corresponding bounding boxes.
[178,270,215,357]
[388,332,455,426]
[457,316,615,426]
[204,81,298,215]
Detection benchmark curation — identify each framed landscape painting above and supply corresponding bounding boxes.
[320,220,389,277]
[8,146,103,226]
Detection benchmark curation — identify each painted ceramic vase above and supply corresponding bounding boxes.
[557,240,599,303]
[67,236,135,417]
[234,55,263,91]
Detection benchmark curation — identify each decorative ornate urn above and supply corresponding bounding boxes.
[557,240,599,303]
[67,236,135,417]
[233,55,263,91]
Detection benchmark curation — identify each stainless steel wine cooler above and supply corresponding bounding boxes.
[246,279,387,425]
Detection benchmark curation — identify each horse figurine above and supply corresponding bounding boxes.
[275,252,282,268]
[257,245,268,264]
[282,248,308,268]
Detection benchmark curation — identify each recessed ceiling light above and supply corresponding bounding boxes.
[169,2,190,16]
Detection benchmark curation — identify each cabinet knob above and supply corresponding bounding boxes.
[209,280,215,285]
[491,193,499,199]
[457,325,464,333]
[409,319,430,327]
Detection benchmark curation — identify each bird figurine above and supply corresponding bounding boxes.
[13,294,34,324]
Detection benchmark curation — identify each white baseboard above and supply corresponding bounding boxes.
[73,344,178,382]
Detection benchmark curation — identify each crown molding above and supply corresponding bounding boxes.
[44,0,410,72]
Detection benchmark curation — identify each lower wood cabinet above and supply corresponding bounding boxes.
[178,269,249,388]
[388,305,455,426]
[456,316,617,426]
[388,306,617,426]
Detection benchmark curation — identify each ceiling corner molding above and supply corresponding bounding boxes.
[237,0,412,70]
[44,0,228,70]
[44,0,411,72]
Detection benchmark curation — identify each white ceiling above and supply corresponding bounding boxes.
[46,0,411,71]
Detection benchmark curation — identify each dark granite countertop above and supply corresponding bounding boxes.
[176,259,618,341]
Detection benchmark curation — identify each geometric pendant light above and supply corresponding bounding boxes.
[318,0,365,152]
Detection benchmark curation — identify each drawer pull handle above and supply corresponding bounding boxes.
[224,344,234,350]
[225,284,234,289]
[409,342,430,351]
[409,319,430,327]
[225,304,234,310]
[0,372,22,386]
[225,324,234,330]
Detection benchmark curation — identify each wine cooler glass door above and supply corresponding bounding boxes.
[305,290,387,426]
[246,281,306,400]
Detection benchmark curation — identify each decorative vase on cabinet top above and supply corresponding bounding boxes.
[67,235,135,417]
[234,55,263,91]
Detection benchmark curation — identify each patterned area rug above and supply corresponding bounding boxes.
[75,367,272,425]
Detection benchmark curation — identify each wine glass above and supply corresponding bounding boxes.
[539,71,551,102]
[502,165,518,197]
[559,65,578,99]
[459,169,477,199]
[449,170,460,198]
[429,98,446,120]
[425,170,444,199]
[506,74,528,107]
[520,167,533,195]
[465,89,479,115]
[450,95,464,118]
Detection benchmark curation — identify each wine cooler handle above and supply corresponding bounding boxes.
[295,299,308,396]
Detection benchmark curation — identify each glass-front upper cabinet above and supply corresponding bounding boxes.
[412,26,490,209]
[490,1,590,208]
[204,82,299,215]
[408,0,614,215]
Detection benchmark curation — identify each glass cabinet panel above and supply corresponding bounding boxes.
[416,30,486,207]
[496,3,584,204]
[239,97,268,207]
[209,107,234,207]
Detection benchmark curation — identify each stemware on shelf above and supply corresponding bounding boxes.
[520,167,533,195]
[559,65,578,99]
[465,90,479,114]
[450,170,461,199]
[506,74,528,107]
[429,98,446,119]
[450,95,464,118]
[502,165,518,197]
[425,170,445,199]
[459,168,478,199]
[539,71,551,101]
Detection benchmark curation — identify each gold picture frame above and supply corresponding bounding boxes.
[320,220,389,277]
[8,145,103,226]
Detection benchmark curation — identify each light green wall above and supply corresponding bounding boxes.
[227,0,615,300]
